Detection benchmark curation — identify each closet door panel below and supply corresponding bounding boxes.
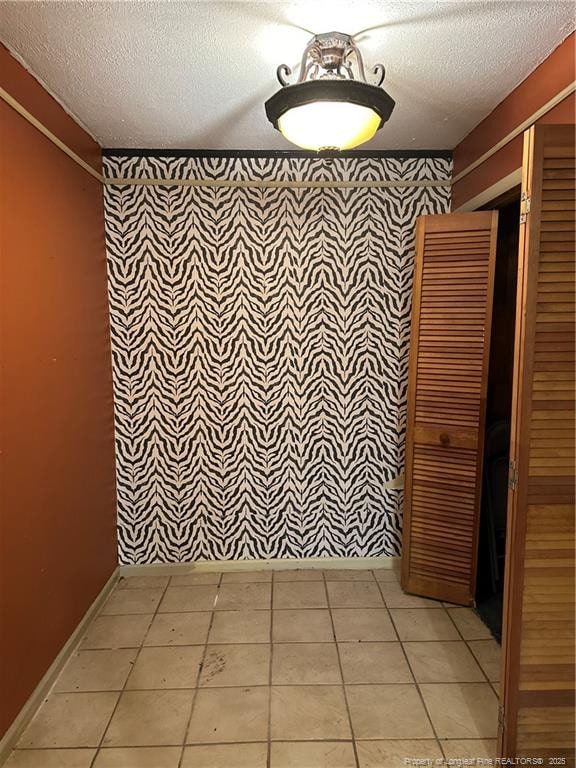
[402,212,498,606]
[500,124,575,761]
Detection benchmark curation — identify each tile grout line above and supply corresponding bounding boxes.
[323,571,361,768]
[88,576,174,768]
[10,681,500,693]
[436,609,466,762]
[176,571,223,768]
[428,601,499,759]
[73,638,500,649]
[267,572,274,768]
[373,572,445,759]
[445,608,501,704]
[465,636,500,695]
[14,734,463,750]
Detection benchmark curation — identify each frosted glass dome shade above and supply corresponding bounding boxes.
[265,80,395,153]
[278,101,381,151]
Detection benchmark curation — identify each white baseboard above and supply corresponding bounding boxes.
[0,567,120,765]
[119,555,399,578]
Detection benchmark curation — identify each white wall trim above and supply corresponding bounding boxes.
[119,556,398,578]
[0,567,120,766]
[104,177,451,189]
[453,167,522,212]
[0,85,103,183]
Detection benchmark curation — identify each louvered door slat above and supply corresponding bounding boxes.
[499,125,575,762]
[402,211,498,605]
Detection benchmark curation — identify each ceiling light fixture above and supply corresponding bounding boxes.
[265,32,395,152]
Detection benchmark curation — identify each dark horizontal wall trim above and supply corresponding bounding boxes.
[103,148,453,160]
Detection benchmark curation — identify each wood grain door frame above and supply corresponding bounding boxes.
[499,121,535,759]
[499,123,575,758]
[402,211,498,605]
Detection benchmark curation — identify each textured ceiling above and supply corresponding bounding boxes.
[0,1,573,150]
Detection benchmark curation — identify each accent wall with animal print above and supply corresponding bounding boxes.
[103,154,451,564]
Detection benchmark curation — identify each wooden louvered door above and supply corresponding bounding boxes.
[499,125,575,761]
[402,211,498,605]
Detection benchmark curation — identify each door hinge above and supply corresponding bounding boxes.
[498,704,506,730]
[508,460,518,491]
[520,192,531,224]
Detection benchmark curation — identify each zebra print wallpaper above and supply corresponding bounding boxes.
[103,154,451,564]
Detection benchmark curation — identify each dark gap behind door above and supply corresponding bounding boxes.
[476,194,520,641]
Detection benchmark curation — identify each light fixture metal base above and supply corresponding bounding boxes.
[276,31,385,87]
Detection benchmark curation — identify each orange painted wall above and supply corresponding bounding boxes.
[0,46,117,737]
[452,33,575,209]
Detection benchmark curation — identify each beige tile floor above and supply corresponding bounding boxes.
[7,567,500,768]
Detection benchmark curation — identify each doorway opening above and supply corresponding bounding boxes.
[476,190,520,641]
